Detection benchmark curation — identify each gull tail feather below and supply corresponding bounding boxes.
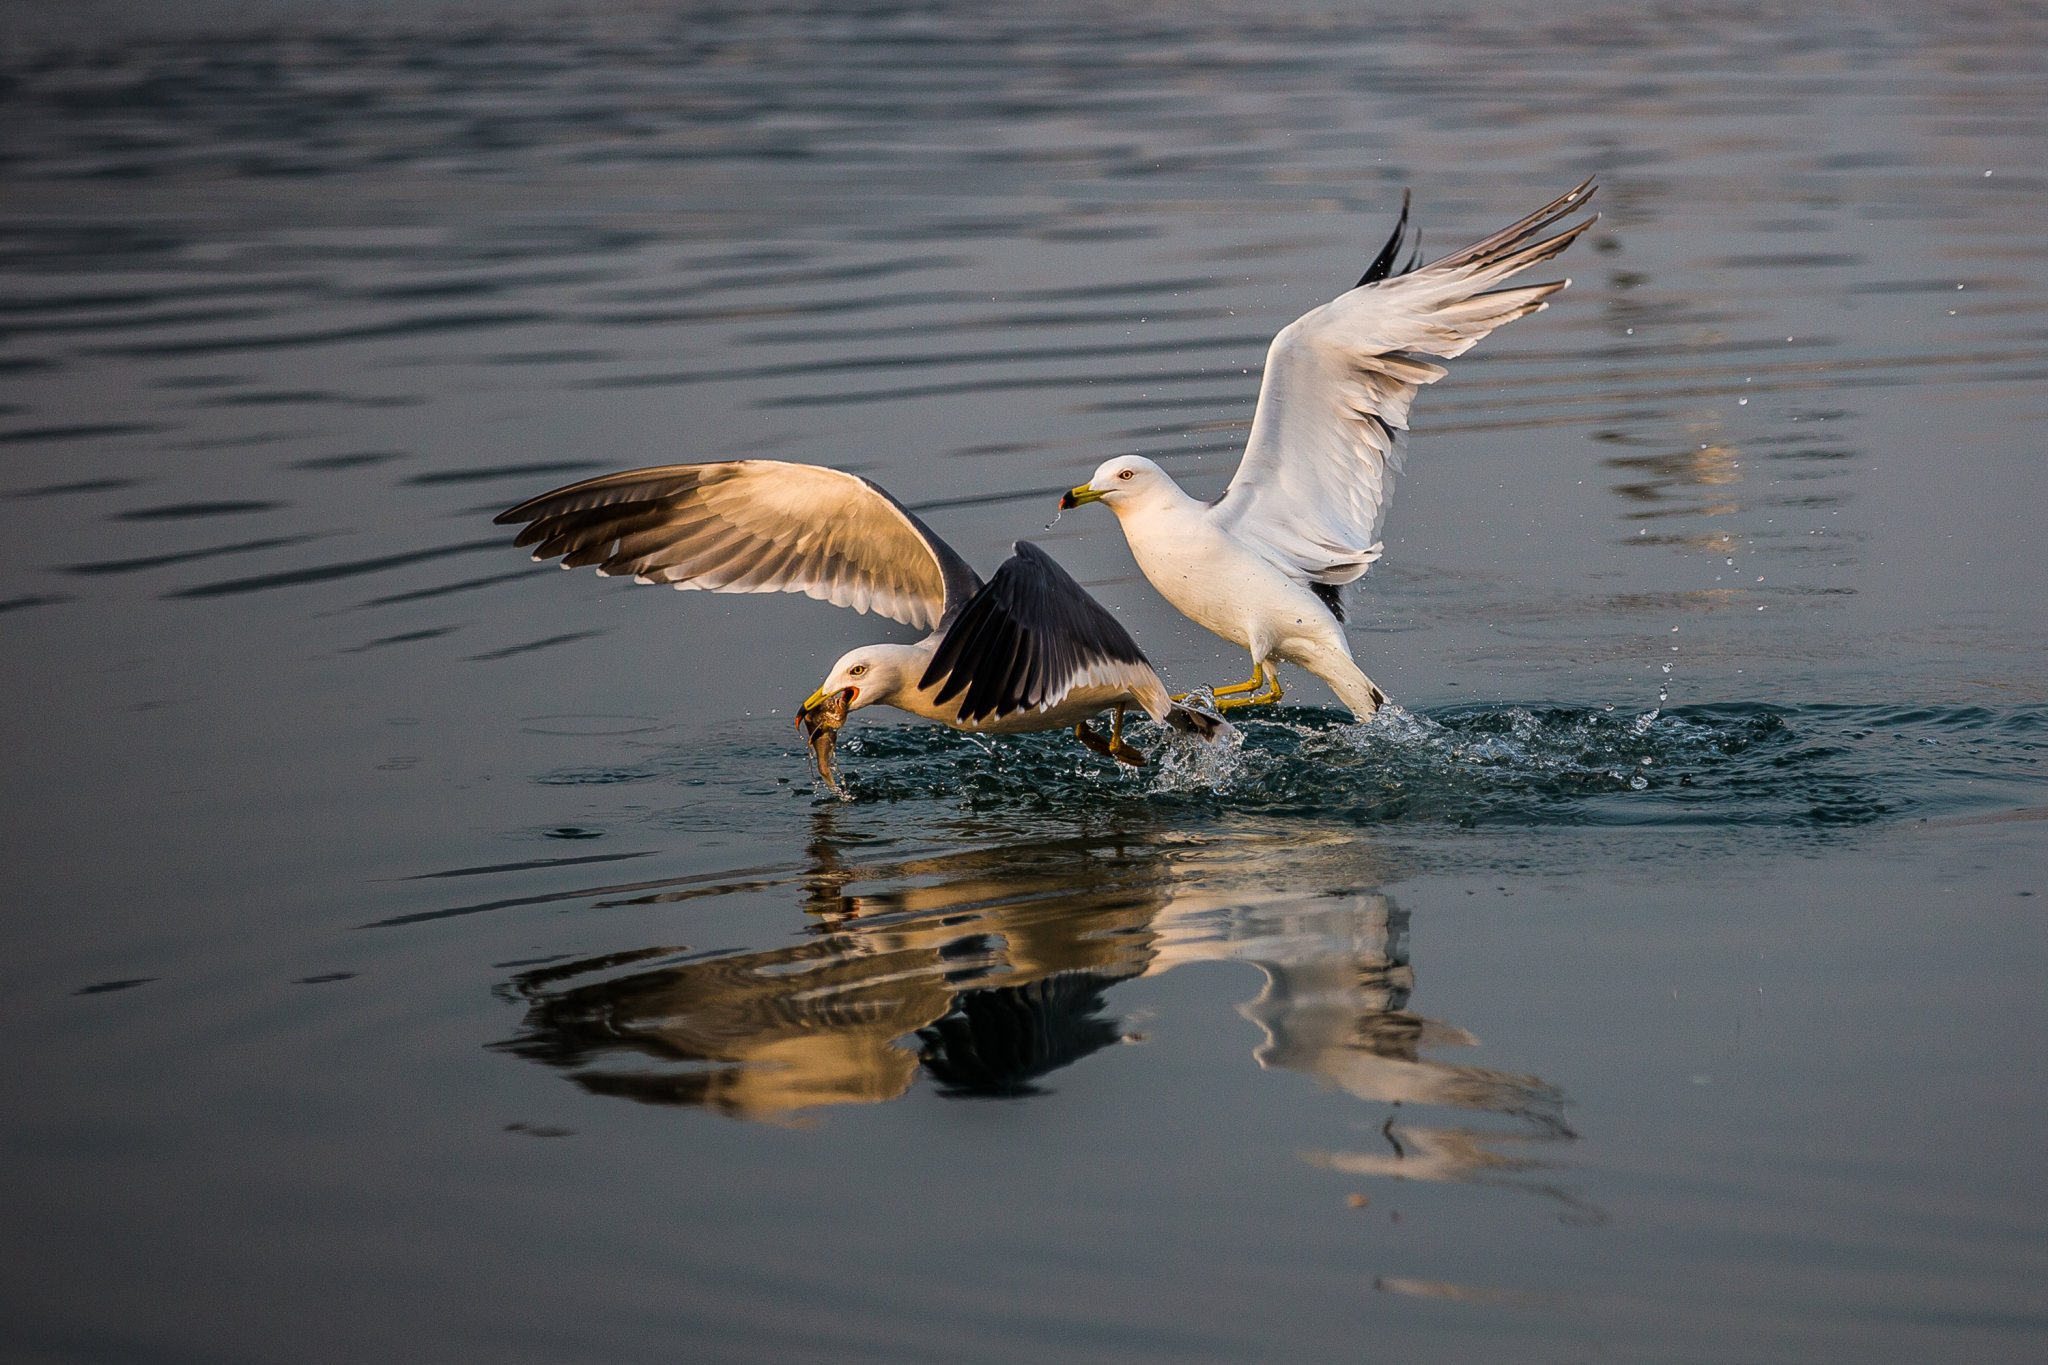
[1165,703,1228,741]
[1310,656,1388,722]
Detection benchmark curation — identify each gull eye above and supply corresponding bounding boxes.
[849,663,869,676]
[1118,468,1135,480]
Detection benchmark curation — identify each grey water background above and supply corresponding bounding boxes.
[3,0,2046,1360]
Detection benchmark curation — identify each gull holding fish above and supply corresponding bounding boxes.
[496,461,1224,790]
[1061,179,1598,720]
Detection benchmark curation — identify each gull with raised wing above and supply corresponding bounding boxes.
[1060,179,1597,720]
[497,461,1224,789]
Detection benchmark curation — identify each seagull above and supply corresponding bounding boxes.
[1060,179,1597,720]
[495,461,1224,781]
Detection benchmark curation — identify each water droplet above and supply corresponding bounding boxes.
[1630,774,1649,790]
[1737,397,1748,405]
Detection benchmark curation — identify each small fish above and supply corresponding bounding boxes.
[798,689,850,793]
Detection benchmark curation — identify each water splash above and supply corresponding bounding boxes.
[756,701,2048,830]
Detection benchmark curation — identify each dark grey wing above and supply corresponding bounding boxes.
[918,541,1166,725]
[495,460,981,632]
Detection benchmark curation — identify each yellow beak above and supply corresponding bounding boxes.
[1060,484,1105,509]
[796,686,853,725]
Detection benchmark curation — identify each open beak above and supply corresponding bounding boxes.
[796,686,855,725]
[1060,484,1105,510]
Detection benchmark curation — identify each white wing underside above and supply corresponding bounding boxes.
[1211,180,1597,583]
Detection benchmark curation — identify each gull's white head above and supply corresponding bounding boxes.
[1061,455,1179,515]
[799,643,921,719]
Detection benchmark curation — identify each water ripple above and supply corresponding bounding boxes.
[810,702,2046,831]
[166,538,502,598]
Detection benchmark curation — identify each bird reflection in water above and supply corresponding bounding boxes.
[495,823,1591,1213]
[494,831,1170,1118]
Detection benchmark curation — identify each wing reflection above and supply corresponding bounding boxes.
[495,940,950,1117]
[493,832,1169,1121]
[917,971,1128,1097]
[496,824,1585,1210]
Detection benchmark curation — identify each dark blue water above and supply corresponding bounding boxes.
[4,2,2047,1361]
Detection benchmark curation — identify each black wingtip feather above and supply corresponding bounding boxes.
[1356,189,1414,288]
[1310,580,1345,622]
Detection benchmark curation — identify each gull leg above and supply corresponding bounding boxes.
[1212,662,1273,711]
[1106,703,1147,766]
[1249,663,1284,706]
[1074,719,1115,758]
[1174,662,1264,703]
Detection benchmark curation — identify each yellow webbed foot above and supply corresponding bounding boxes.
[1074,720,1115,758]
[1212,663,1282,709]
[1210,664,1267,698]
[1183,663,1267,706]
[1080,707,1148,765]
[1107,704,1146,766]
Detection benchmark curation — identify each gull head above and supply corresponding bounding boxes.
[1062,455,1175,513]
[799,644,918,722]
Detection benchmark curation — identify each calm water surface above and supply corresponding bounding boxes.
[3,2,2046,1360]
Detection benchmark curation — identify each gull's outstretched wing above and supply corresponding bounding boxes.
[496,461,982,632]
[919,541,1169,725]
[1212,178,1597,584]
